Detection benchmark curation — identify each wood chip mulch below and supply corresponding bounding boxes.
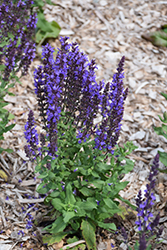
[1,0,167,249]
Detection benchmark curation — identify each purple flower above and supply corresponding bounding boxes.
[25,37,128,159]
[95,56,128,153]
[96,200,100,206]
[121,227,128,242]
[135,154,163,248]
[24,110,39,161]
[0,0,37,80]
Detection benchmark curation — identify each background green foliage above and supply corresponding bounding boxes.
[32,0,61,45]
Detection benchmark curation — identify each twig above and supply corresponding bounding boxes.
[62,240,86,249]
[18,198,44,203]
[0,206,7,227]
[126,154,149,164]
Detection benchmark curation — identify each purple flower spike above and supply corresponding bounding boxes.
[95,56,128,153]
[24,110,39,160]
[25,37,128,158]
[139,234,147,250]
[0,0,37,81]
[135,154,163,248]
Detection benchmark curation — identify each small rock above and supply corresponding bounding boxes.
[104,51,121,63]
[138,170,149,182]
[148,90,157,100]
[150,148,164,157]
[134,69,144,80]
[129,131,146,140]
[59,29,74,35]
[152,64,166,78]
[0,244,13,250]
[128,77,136,89]
[123,113,134,122]
[121,124,129,132]
[119,242,127,250]
[100,0,107,6]
[10,231,20,240]
[155,194,161,203]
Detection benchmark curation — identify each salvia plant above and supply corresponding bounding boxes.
[121,154,163,250]
[24,36,137,248]
[0,0,37,153]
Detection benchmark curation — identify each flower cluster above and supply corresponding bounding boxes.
[0,0,37,81]
[25,36,128,158]
[135,154,159,232]
[95,56,128,152]
[121,154,163,250]
[24,110,39,160]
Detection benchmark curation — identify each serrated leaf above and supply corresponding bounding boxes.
[81,220,96,250]
[97,221,116,231]
[42,232,67,246]
[79,198,97,211]
[0,170,8,181]
[46,216,66,234]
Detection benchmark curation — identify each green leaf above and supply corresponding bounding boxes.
[114,181,129,194]
[45,0,56,5]
[134,241,139,250]
[97,221,116,231]
[80,187,94,196]
[81,220,96,250]
[51,198,64,211]
[36,183,49,194]
[161,92,167,100]
[146,244,152,250]
[79,198,97,211]
[38,171,48,179]
[0,147,13,154]
[65,183,76,204]
[0,170,8,181]
[46,216,66,234]
[42,231,68,246]
[36,12,61,44]
[63,211,75,223]
[116,195,137,210]
[103,198,120,212]
[158,151,167,167]
[158,112,167,123]
[142,31,167,47]
[154,126,167,139]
